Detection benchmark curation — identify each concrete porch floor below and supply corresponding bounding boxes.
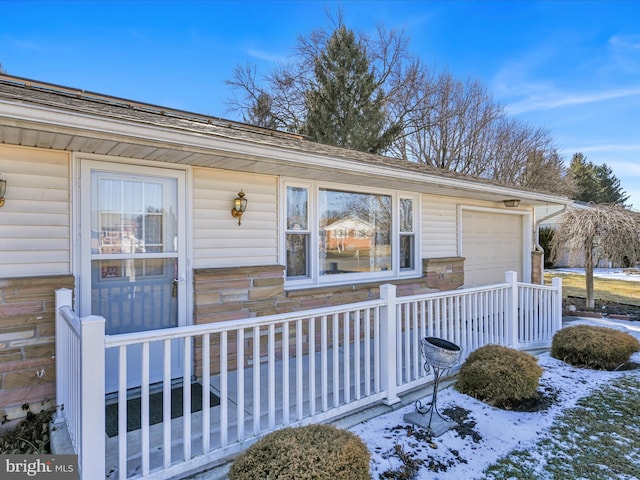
[52,344,438,479]
[105,346,394,478]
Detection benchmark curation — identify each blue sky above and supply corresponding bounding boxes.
[2,0,639,207]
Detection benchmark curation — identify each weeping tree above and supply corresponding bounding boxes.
[551,204,640,308]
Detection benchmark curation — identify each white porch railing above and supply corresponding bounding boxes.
[54,272,562,480]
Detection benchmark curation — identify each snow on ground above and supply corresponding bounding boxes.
[548,267,640,282]
[349,316,640,479]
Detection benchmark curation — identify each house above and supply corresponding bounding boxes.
[0,74,569,478]
[535,201,623,269]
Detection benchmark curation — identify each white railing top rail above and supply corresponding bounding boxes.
[102,278,561,349]
[58,304,82,337]
[105,298,385,348]
[395,282,511,305]
[517,281,559,291]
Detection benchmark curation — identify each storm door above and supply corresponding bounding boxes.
[80,161,187,393]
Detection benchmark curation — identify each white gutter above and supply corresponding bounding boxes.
[0,97,571,206]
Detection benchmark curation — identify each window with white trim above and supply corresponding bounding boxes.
[285,185,310,278]
[399,197,415,270]
[283,181,419,286]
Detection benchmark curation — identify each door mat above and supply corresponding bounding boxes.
[105,382,220,438]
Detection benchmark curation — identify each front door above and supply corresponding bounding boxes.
[80,161,187,393]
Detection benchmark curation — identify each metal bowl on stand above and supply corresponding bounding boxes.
[421,337,462,369]
[403,337,463,437]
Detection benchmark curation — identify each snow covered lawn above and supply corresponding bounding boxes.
[350,317,640,479]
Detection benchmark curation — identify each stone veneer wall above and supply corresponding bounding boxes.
[0,261,465,425]
[193,259,465,324]
[192,260,464,374]
[422,257,465,291]
[0,274,74,428]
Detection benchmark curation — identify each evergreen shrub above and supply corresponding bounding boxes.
[228,424,371,480]
[455,344,542,408]
[551,325,640,370]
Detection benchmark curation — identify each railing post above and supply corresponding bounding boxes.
[380,284,400,405]
[80,315,106,480]
[54,288,73,425]
[505,271,519,348]
[552,277,563,334]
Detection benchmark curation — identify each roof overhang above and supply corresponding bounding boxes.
[0,91,572,209]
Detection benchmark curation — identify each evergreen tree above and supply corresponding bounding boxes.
[304,25,400,153]
[569,153,629,206]
[595,163,629,206]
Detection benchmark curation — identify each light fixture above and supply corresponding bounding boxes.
[503,199,520,208]
[0,174,6,208]
[231,190,247,225]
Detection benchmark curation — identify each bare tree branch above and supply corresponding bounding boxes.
[551,205,640,308]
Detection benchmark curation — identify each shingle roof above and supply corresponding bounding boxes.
[0,74,565,199]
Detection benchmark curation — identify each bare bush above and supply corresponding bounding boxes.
[551,204,640,308]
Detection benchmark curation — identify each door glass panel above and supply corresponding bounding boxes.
[92,258,178,335]
[90,172,179,336]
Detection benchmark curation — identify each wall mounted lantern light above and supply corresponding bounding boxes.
[0,174,6,208]
[231,190,247,225]
[503,199,520,208]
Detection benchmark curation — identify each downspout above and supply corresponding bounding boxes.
[534,204,569,253]
[531,204,569,284]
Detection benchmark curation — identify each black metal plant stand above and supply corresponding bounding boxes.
[403,337,462,437]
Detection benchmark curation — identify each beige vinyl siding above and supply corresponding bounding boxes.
[0,145,70,276]
[193,167,278,268]
[422,195,459,258]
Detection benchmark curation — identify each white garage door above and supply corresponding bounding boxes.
[462,210,523,287]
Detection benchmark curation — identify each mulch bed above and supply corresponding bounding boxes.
[565,296,640,321]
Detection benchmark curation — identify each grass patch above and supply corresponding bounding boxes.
[544,271,640,306]
[482,375,640,480]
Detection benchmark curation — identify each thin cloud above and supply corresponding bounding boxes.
[246,48,288,64]
[12,39,42,51]
[609,34,640,51]
[568,144,640,154]
[506,86,640,114]
[612,161,640,176]
[559,146,640,165]
[609,34,640,75]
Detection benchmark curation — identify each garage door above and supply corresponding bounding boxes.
[462,210,523,287]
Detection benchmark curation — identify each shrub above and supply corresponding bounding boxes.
[551,325,640,370]
[228,424,371,480]
[455,344,542,408]
[539,226,556,268]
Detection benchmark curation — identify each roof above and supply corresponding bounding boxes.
[325,217,374,233]
[0,74,571,207]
